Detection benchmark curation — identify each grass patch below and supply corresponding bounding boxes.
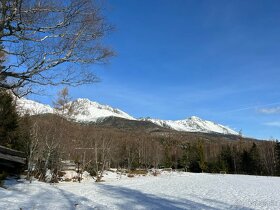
[128,169,148,175]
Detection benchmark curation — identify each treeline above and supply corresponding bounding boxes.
[21,114,280,180]
[1,89,280,182]
[178,141,276,175]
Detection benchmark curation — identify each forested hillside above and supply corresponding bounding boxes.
[14,112,279,181]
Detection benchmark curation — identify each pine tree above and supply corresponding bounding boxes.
[249,143,262,175]
[232,145,240,174]
[241,150,251,174]
[219,146,234,173]
[197,140,207,172]
[241,143,263,175]
[180,143,191,171]
[0,90,19,148]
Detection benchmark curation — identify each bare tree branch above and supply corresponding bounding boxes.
[0,0,114,94]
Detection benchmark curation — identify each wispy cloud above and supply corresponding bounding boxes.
[258,107,280,114]
[264,121,280,127]
[221,102,280,114]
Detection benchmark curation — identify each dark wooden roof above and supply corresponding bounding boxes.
[0,146,26,157]
[0,146,26,166]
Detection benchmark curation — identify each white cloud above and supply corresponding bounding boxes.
[258,107,280,114]
[264,121,280,127]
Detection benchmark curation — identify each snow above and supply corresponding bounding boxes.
[1,172,280,209]
[45,169,53,183]
[61,170,79,181]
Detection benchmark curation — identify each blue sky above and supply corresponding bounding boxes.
[30,0,280,140]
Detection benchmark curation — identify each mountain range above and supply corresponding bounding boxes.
[15,97,238,135]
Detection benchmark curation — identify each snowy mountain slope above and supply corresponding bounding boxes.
[66,98,135,122]
[141,116,238,135]
[15,97,135,122]
[16,97,53,115]
[16,97,237,135]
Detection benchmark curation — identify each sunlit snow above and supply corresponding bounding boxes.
[1,172,279,209]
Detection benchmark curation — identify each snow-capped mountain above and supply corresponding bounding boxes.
[66,98,135,122]
[16,97,237,135]
[15,97,135,122]
[141,116,238,135]
[16,97,53,116]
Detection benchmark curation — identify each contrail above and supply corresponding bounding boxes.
[221,101,280,114]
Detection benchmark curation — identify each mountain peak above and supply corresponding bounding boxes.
[189,116,201,121]
[145,116,238,135]
[68,98,135,122]
[16,97,238,135]
[75,98,91,103]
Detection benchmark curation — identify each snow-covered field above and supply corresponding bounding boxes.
[1,172,280,210]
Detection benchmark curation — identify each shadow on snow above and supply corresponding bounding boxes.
[96,184,253,210]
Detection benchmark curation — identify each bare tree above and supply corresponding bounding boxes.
[35,116,63,182]
[97,135,112,180]
[84,131,112,182]
[0,0,114,93]
[26,120,39,182]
